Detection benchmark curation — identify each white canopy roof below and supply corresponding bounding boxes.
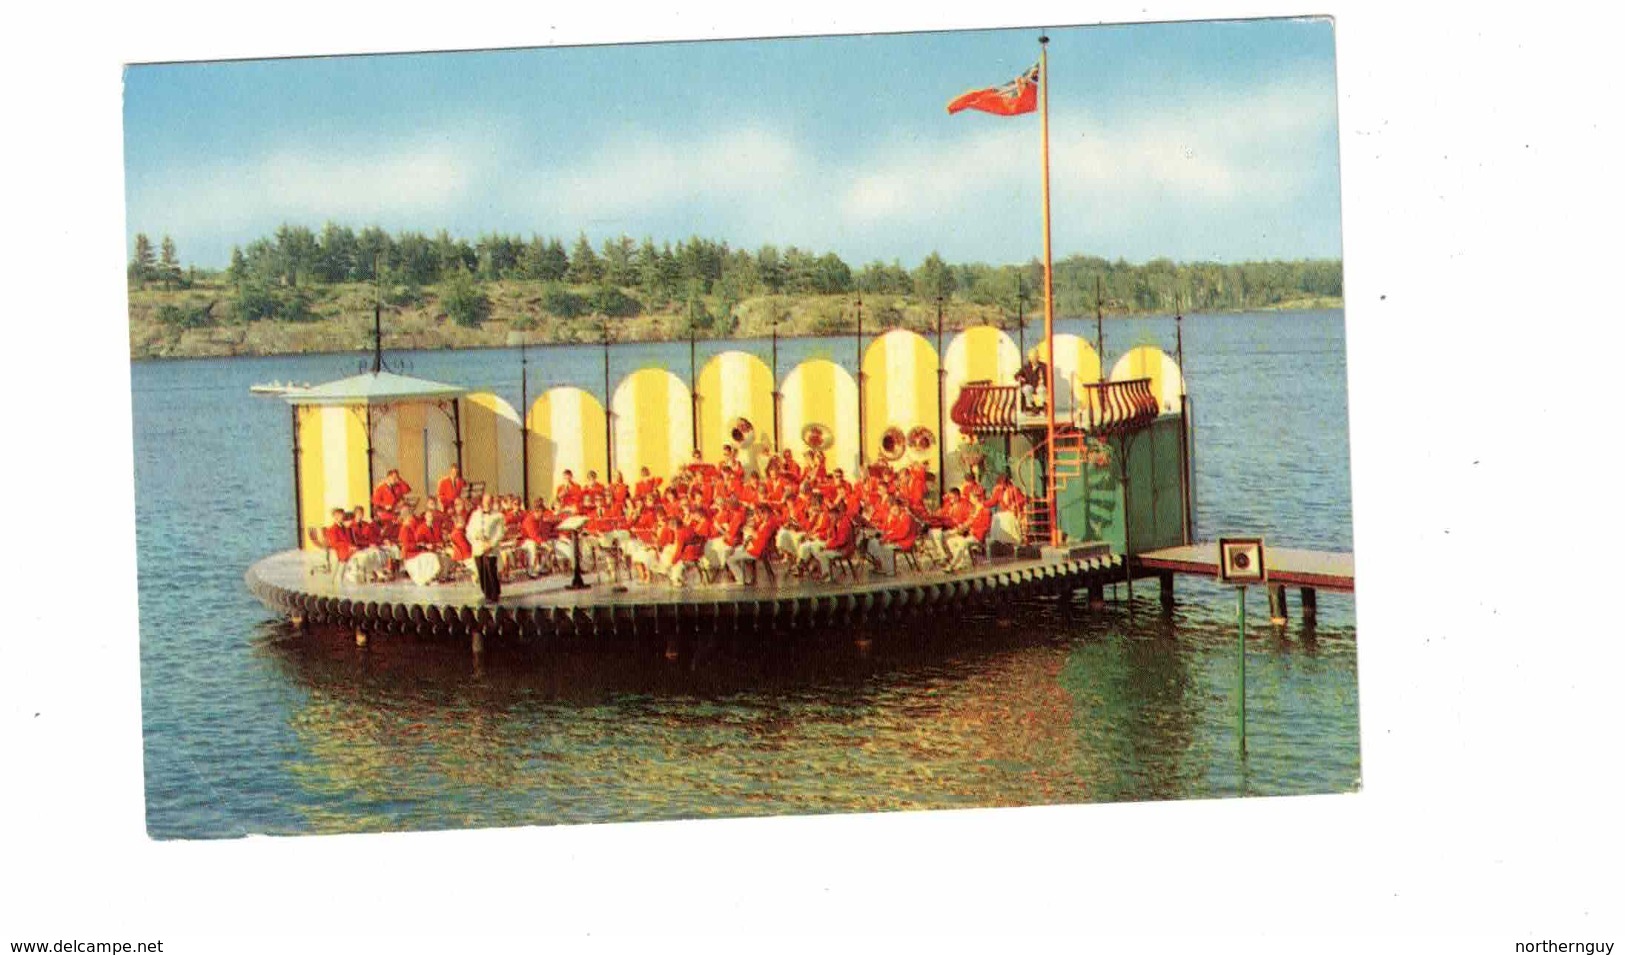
[283,370,467,406]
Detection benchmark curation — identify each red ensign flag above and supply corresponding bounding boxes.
[946,63,1040,116]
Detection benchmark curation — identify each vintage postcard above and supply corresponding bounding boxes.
[123,17,1352,840]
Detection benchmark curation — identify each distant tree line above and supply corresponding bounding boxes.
[128,224,1341,330]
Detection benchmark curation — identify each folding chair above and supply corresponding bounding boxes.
[306,527,332,576]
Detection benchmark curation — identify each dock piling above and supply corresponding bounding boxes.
[1158,571,1175,613]
[1300,587,1318,625]
[1268,584,1288,625]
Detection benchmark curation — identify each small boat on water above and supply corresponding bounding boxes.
[250,381,311,396]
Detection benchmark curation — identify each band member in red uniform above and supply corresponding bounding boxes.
[609,472,630,514]
[372,468,412,512]
[517,499,555,577]
[555,469,584,512]
[323,508,356,566]
[398,510,422,558]
[447,499,474,564]
[669,512,705,585]
[904,461,930,510]
[809,505,856,580]
[634,467,661,499]
[581,471,607,511]
[436,464,467,510]
[401,508,448,586]
[732,504,782,583]
[871,495,920,576]
[943,496,992,572]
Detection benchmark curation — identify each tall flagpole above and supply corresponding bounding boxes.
[1039,34,1058,547]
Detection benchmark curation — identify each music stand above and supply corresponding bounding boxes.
[557,516,590,590]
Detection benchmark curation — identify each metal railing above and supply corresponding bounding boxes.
[950,378,1160,436]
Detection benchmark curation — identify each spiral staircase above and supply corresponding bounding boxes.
[950,377,1161,545]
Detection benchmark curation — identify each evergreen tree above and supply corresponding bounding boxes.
[568,233,603,284]
[157,235,182,289]
[227,246,249,286]
[130,233,155,288]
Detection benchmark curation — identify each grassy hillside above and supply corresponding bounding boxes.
[126,278,1340,360]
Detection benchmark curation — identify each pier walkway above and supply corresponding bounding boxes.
[1132,541,1353,623]
[1133,543,1354,592]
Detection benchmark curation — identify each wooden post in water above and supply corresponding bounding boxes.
[1300,587,1318,625]
[1236,586,1247,756]
[1159,571,1175,612]
[1268,583,1288,625]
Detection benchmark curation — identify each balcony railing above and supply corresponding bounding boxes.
[950,378,1162,436]
[948,380,1020,433]
[1076,378,1160,435]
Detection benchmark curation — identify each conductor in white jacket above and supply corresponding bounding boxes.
[467,494,507,603]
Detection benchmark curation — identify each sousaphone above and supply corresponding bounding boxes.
[730,416,756,448]
[801,422,832,452]
[907,425,936,454]
[879,426,907,461]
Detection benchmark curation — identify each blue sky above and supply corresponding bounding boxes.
[123,18,1341,270]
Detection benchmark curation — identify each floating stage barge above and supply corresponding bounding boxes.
[247,546,1122,641]
[247,315,1353,643]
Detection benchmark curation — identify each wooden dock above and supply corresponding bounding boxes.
[1132,543,1354,592]
[246,545,1126,643]
[1132,541,1353,623]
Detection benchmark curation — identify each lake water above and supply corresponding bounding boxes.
[132,309,1357,838]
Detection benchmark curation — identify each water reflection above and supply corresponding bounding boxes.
[252,595,1358,834]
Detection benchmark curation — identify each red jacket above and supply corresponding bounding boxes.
[748,516,783,560]
[399,519,424,560]
[436,476,465,508]
[723,511,748,547]
[674,526,704,563]
[883,510,917,549]
[325,523,356,562]
[372,479,410,511]
[825,514,855,552]
[966,504,992,543]
[449,526,472,561]
[520,512,554,543]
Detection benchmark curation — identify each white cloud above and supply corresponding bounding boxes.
[840,73,1337,236]
[534,126,806,222]
[132,133,492,236]
[130,71,1340,266]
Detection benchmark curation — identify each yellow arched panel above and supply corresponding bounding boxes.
[862,329,940,466]
[295,404,369,546]
[527,387,608,506]
[944,326,1021,489]
[779,359,860,477]
[612,367,693,484]
[296,405,326,548]
[461,392,524,497]
[1110,346,1185,415]
[695,350,775,470]
[1027,333,1102,415]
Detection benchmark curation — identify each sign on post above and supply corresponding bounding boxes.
[1217,536,1267,758]
[1218,536,1267,585]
